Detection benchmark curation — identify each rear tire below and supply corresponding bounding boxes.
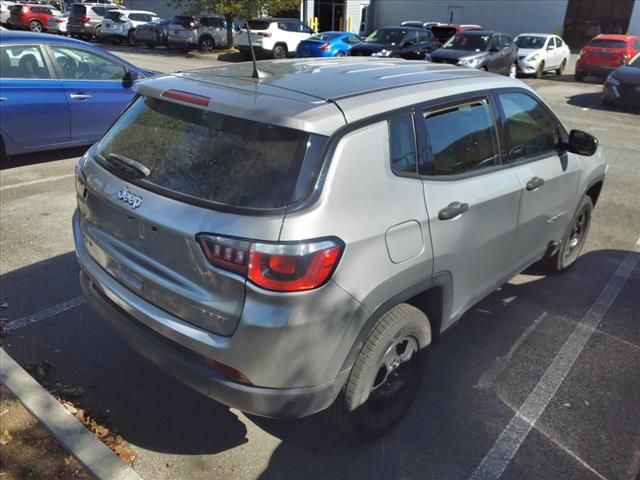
[272,44,287,59]
[574,72,585,82]
[127,30,136,46]
[94,25,102,42]
[556,59,566,75]
[0,136,7,163]
[327,304,431,441]
[29,20,43,33]
[199,36,215,53]
[544,196,593,273]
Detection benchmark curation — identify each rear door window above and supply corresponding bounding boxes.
[422,99,498,176]
[95,97,326,209]
[0,45,51,79]
[247,19,271,30]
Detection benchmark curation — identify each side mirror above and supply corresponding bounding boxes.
[568,129,598,156]
[123,67,139,85]
[547,45,556,51]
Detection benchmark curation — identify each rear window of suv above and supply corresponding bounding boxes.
[70,4,86,16]
[95,97,326,210]
[105,11,123,21]
[247,19,271,30]
[588,39,627,48]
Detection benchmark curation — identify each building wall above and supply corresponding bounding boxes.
[121,0,182,18]
[372,0,570,37]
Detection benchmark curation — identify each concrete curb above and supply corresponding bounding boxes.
[0,348,142,480]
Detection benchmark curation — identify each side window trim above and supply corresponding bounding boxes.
[417,95,503,179]
[388,110,419,178]
[490,87,569,167]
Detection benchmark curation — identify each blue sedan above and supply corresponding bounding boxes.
[295,31,363,58]
[0,31,154,159]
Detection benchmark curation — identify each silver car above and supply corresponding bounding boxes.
[167,14,229,52]
[73,58,606,440]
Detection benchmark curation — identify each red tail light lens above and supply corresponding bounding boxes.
[258,31,272,38]
[319,43,330,51]
[81,16,89,23]
[197,235,343,292]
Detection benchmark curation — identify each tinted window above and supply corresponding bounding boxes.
[344,35,361,44]
[51,46,125,80]
[515,35,545,49]
[277,21,289,31]
[500,35,512,47]
[498,92,562,163]
[92,7,105,16]
[96,97,325,209]
[389,114,417,175]
[309,32,340,41]
[173,15,194,27]
[105,11,122,21]
[0,45,50,79]
[588,39,627,48]
[423,100,497,175]
[556,37,564,47]
[365,28,407,45]
[248,19,271,30]
[444,33,491,51]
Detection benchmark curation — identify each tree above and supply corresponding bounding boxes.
[167,0,301,49]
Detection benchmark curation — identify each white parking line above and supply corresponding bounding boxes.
[469,250,640,480]
[0,173,75,192]
[6,296,85,332]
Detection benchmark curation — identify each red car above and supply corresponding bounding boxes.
[575,34,640,81]
[7,4,61,33]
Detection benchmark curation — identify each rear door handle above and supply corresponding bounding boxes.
[70,93,92,100]
[526,176,545,191]
[438,201,469,220]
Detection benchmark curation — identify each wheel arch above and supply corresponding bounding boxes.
[338,271,453,378]
[585,179,604,207]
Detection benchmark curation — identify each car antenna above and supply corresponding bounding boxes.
[244,21,265,79]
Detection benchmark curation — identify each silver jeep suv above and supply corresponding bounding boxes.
[73,58,606,440]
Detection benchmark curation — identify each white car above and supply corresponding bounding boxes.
[47,11,69,34]
[0,1,16,25]
[238,18,313,59]
[102,9,159,46]
[515,33,571,78]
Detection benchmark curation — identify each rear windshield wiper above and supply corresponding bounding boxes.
[106,153,151,179]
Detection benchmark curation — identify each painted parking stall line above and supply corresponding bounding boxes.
[0,173,76,192]
[6,296,85,332]
[469,250,640,480]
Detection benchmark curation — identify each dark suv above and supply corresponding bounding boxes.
[349,26,441,60]
[430,30,517,76]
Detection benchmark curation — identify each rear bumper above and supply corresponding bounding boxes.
[73,210,357,418]
[167,36,197,49]
[67,24,95,35]
[576,63,617,77]
[80,270,339,418]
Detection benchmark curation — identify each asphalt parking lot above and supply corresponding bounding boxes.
[1,48,639,480]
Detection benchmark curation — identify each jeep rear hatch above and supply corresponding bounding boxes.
[78,93,327,336]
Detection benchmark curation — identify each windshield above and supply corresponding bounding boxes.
[95,97,326,209]
[629,53,640,67]
[364,28,407,45]
[515,35,546,49]
[308,32,340,41]
[444,33,491,51]
[588,39,627,49]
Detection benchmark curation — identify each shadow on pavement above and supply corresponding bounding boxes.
[2,249,636,477]
[566,92,640,113]
[2,146,88,170]
[252,249,633,480]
